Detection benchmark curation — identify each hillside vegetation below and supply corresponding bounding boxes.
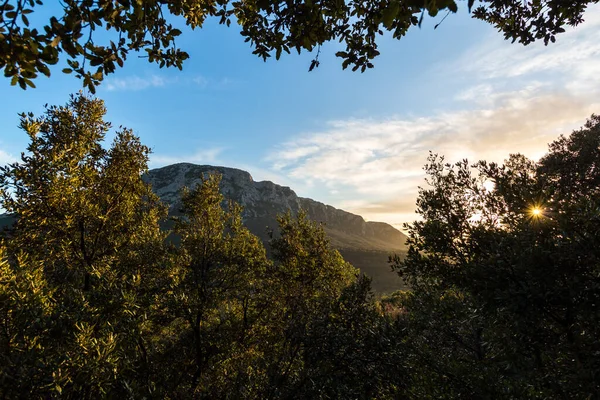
[1,94,599,398]
[144,162,408,293]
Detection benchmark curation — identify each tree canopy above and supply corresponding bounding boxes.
[0,94,168,397]
[390,115,600,398]
[1,0,596,91]
[2,93,600,398]
[0,93,397,398]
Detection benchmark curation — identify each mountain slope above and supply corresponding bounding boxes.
[145,163,407,251]
[0,163,408,293]
[145,163,408,292]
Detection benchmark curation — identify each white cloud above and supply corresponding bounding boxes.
[268,6,600,227]
[454,6,600,93]
[193,75,209,87]
[269,91,597,225]
[105,75,171,91]
[455,83,495,102]
[105,74,234,91]
[0,149,17,166]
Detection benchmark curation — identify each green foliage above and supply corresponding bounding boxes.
[290,275,409,399]
[148,183,396,398]
[471,0,592,45]
[0,93,168,397]
[255,212,360,397]
[154,173,271,397]
[0,248,56,398]
[12,96,600,399]
[4,94,600,399]
[2,0,595,91]
[0,93,398,398]
[391,115,600,398]
[270,211,358,299]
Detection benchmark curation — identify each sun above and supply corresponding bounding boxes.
[528,204,545,220]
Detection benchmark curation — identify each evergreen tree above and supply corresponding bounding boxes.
[391,115,600,398]
[0,93,167,397]
[0,92,412,399]
[153,173,271,397]
[259,212,359,398]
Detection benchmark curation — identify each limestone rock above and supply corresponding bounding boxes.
[144,163,407,252]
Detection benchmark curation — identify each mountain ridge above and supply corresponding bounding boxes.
[144,162,407,252]
[0,163,407,292]
[145,163,408,293]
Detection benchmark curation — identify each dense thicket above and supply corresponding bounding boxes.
[391,115,600,398]
[0,94,168,397]
[0,94,402,398]
[1,94,599,398]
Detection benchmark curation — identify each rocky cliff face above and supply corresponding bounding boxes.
[0,162,407,292]
[144,163,407,252]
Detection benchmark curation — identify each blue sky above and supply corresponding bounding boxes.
[1,5,599,229]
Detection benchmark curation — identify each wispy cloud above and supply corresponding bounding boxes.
[0,149,17,166]
[269,92,597,226]
[456,9,600,88]
[193,75,209,87]
[105,74,235,91]
[268,6,600,228]
[105,75,171,91]
[192,75,236,89]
